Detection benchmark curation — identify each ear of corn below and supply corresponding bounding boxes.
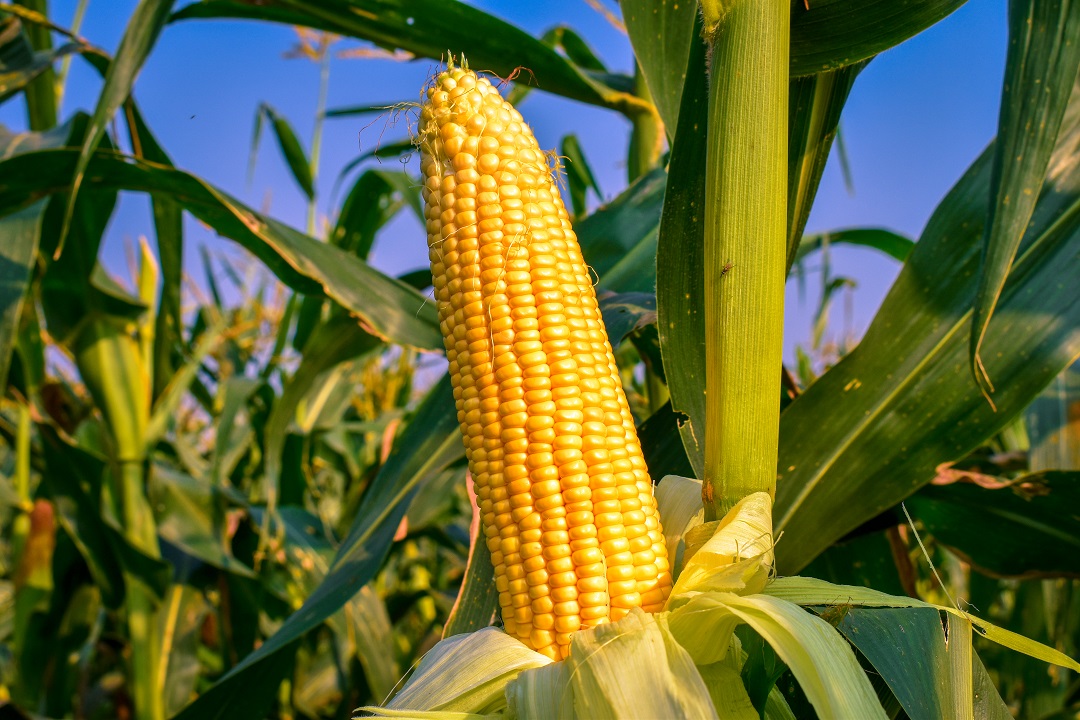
[419,60,672,660]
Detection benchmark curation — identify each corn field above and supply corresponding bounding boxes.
[0,0,1079,718]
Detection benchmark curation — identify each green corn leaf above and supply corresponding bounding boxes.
[0,199,44,391]
[442,500,498,638]
[794,227,915,266]
[621,0,698,135]
[831,606,978,720]
[906,471,1080,578]
[0,140,442,350]
[170,0,638,114]
[970,0,1080,402]
[250,102,314,199]
[786,63,868,268]
[671,593,888,719]
[774,79,1080,574]
[560,133,600,219]
[59,0,173,255]
[575,166,666,293]
[789,0,968,77]
[656,24,709,480]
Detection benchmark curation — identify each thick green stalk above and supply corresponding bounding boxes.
[14,0,58,130]
[75,317,162,720]
[702,0,789,518]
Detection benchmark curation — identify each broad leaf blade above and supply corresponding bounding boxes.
[656,25,709,479]
[576,166,666,293]
[0,200,44,390]
[620,0,698,134]
[833,606,972,720]
[970,0,1080,400]
[907,471,1080,578]
[789,0,968,77]
[774,81,1080,574]
[170,0,632,111]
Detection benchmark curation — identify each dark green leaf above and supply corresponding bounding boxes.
[0,199,44,390]
[1026,359,1080,471]
[597,290,656,345]
[786,63,867,269]
[173,375,463,720]
[251,102,314,199]
[576,166,666,293]
[834,606,978,720]
[0,142,442,350]
[61,0,174,253]
[774,82,1080,574]
[789,0,968,77]
[261,313,383,526]
[908,471,1080,578]
[802,529,910,597]
[970,0,1080,401]
[972,651,1013,720]
[620,0,698,134]
[794,228,915,266]
[541,25,607,72]
[561,133,600,219]
[38,425,170,608]
[442,510,498,637]
[637,401,695,486]
[149,465,255,577]
[656,24,709,480]
[397,267,433,290]
[171,0,635,112]
[332,168,420,259]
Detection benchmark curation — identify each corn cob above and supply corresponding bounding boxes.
[419,61,672,660]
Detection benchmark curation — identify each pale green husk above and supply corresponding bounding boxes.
[358,475,1079,719]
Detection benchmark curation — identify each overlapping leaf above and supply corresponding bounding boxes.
[774,79,1080,574]
[0,138,442,350]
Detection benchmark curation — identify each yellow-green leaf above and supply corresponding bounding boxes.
[386,628,551,715]
[567,608,718,720]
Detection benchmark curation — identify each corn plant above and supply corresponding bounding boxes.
[1,0,1080,718]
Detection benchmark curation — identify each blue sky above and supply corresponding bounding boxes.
[1,0,1008,361]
